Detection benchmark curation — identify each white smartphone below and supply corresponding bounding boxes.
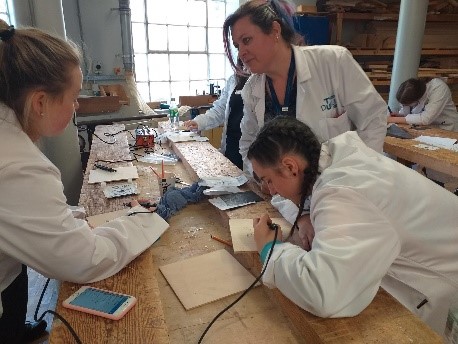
[62,286,137,320]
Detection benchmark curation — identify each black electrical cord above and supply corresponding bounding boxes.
[197,225,279,343]
[34,278,82,344]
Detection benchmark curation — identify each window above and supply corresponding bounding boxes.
[0,0,11,24]
[130,0,239,102]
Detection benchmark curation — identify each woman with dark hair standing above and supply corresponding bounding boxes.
[0,20,166,343]
[388,77,458,131]
[222,0,387,223]
[248,116,458,337]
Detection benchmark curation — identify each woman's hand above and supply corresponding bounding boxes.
[296,214,314,251]
[183,120,198,130]
[253,213,283,252]
[129,199,157,212]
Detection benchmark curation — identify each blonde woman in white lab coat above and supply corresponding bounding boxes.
[388,77,458,131]
[0,21,165,343]
[222,0,387,223]
[248,116,458,337]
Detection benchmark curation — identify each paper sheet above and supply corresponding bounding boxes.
[229,218,292,252]
[159,249,258,310]
[414,135,457,149]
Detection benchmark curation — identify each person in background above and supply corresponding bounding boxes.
[184,60,249,170]
[0,20,165,343]
[388,77,458,131]
[249,116,458,337]
[222,0,387,225]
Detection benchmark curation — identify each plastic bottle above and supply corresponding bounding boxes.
[445,296,458,344]
[169,97,179,131]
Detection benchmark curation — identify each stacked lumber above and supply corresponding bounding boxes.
[320,0,458,14]
[349,21,458,50]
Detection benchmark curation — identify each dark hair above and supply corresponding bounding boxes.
[0,19,81,134]
[223,0,304,75]
[247,116,321,237]
[396,78,427,105]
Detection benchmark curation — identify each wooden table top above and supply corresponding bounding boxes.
[384,124,458,178]
[49,124,442,343]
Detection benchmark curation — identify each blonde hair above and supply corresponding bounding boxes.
[0,19,81,133]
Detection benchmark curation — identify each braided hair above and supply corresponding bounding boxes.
[247,116,321,237]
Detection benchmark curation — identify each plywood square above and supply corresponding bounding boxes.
[229,218,292,252]
[86,209,128,228]
[159,249,258,310]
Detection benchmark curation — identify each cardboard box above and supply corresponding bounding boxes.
[76,96,122,114]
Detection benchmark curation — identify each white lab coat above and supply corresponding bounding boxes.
[262,131,458,335]
[0,103,169,317]
[240,45,388,223]
[192,75,237,154]
[398,78,458,131]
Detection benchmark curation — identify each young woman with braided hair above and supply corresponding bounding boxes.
[248,116,458,337]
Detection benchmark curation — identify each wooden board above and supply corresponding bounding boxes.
[229,218,291,252]
[159,249,259,310]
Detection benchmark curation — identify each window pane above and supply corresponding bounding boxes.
[189,54,207,80]
[190,81,208,96]
[171,81,191,99]
[130,0,145,23]
[0,12,8,22]
[0,0,7,12]
[208,27,223,53]
[170,54,189,80]
[148,24,168,51]
[150,82,170,102]
[188,0,206,27]
[189,27,206,52]
[166,0,188,25]
[209,54,225,80]
[226,0,240,17]
[148,54,169,81]
[134,53,149,82]
[136,82,151,102]
[132,23,147,53]
[168,26,188,51]
[208,1,226,27]
[146,1,167,24]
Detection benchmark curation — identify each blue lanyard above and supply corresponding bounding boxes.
[267,51,296,114]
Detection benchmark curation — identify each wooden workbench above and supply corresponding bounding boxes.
[49,125,442,343]
[384,124,458,178]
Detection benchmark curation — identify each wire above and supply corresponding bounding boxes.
[34,278,82,344]
[197,227,279,343]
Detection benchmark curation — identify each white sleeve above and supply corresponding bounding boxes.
[0,160,169,284]
[239,77,262,174]
[262,187,400,317]
[193,76,234,131]
[405,80,452,126]
[338,48,387,153]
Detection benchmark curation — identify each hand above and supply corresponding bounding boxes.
[129,199,157,212]
[253,213,283,253]
[296,214,314,251]
[183,120,198,130]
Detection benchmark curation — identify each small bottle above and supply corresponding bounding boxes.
[445,296,458,344]
[169,97,179,131]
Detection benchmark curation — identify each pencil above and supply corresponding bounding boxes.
[161,159,164,178]
[150,166,161,179]
[210,235,233,247]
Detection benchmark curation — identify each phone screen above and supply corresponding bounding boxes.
[69,287,129,314]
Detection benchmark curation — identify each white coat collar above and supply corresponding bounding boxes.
[0,102,23,133]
